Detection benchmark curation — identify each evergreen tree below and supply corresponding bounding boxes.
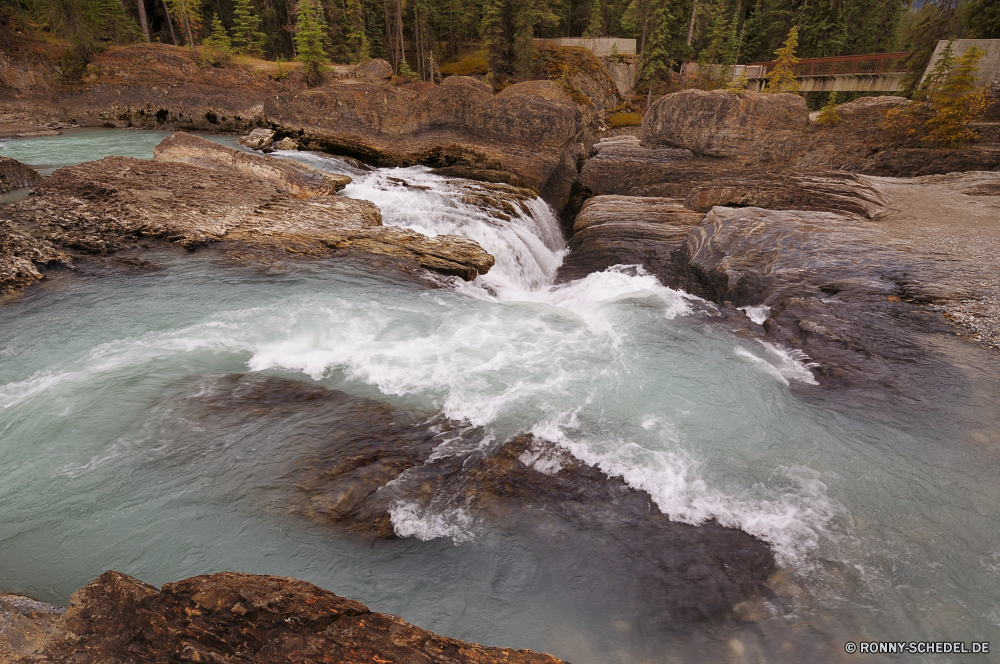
[962,0,1000,38]
[166,0,201,62]
[698,0,735,64]
[917,38,956,101]
[641,0,675,82]
[83,0,141,47]
[295,0,330,84]
[815,91,841,125]
[763,25,799,93]
[511,0,559,80]
[480,0,506,81]
[203,13,232,53]
[924,46,991,146]
[344,0,370,62]
[232,0,266,55]
[584,0,604,37]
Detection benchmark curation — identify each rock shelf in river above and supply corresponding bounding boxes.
[1,571,565,663]
[0,134,496,292]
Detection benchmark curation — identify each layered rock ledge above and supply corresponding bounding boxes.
[0,134,495,295]
[1,571,564,663]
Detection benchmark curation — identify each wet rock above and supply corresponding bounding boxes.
[353,58,393,81]
[18,570,564,663]
[238,127,275,150]
[0,156,41,194]
[273,137,299,151]
[154,132,350,197]
[642,90,809,161]
[6,136,494,284]
[0,217,72,295]
[684,171,892,218]
[557,194,703,282]
[430,165,535,191]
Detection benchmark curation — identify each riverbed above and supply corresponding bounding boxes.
[2,129,999,663]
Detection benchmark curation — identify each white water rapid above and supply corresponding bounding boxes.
[2,130,999,664]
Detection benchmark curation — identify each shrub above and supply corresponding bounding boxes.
[440,50,489,77]
[609,112,642,127]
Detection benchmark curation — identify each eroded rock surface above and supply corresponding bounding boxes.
[0,156,40,194]
[6,571,565,664]
[684,171,892,218]
[579,135,719,198]
[642,90,809,161]
[558,194,703,282]
[2,134,495,291]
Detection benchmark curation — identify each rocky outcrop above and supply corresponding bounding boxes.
[267,76,586,210]
[183,372,777,624]
[4,571,565,663]
[0,156,40,194]
[558,195,703,282]
[684,171,892,218]
[153,132,351,196]
[0,217,71,295]
[0,594,66,661]
[642,89,809,162]
[579,135,721,198]
[3,134,494,289]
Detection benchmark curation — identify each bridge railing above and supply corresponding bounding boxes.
[747,52,911,78]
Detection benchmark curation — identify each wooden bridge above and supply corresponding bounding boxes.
[743,52,911,92]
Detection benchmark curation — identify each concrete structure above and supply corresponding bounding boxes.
[920,39,1000,93]
[533,37,636,56]
[742,53,909,92]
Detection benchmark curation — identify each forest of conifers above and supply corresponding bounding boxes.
[1,0,998,85]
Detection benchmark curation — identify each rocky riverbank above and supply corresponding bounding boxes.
[0,571,565,663]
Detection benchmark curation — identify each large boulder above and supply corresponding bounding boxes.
[0,155,41,194]
[642,89,809,161]
[9,570,566,663]
[353,58,393,81]
[154,132,350,197]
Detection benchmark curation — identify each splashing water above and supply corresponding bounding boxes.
[2,131,1000,664]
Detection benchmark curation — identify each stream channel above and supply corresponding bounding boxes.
[1,129,999,663]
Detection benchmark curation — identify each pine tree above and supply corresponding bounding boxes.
[815,91,841,125]
[84,0,141,46]
[511,0,559,80]
[480,0,506,81]
[698,0,735,64]
[166,0,201,62]
[584,0,604,37]
[763,25,799,93]
[344,0,369,63]
[641,0,675,83]
[917,38,956,101]
[295,0,331,85]
[924,46,991,146]
[232,0,265,56]
[203,13,232,53]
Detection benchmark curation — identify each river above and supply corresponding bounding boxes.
[1,129,998,663]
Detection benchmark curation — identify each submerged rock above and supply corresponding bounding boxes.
[190,373,777,624]
[6,571,565,663]
[5,134,495,287]
[0,156,41,194]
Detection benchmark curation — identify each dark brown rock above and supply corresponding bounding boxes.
[22,570,565,663]
[579,135,719,198]
[0,594,66,661]
[684,171,892,218]
[154,132,351,196]
[0,156,40,194]
[641,89,809,161]
[557,194,703,282]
